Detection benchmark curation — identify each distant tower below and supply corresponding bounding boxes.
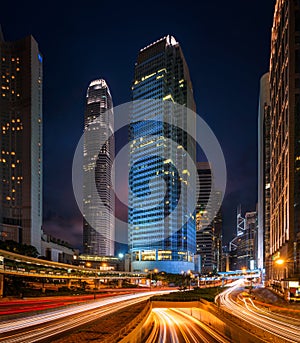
[83,79,115,256]
[129,35,196,273]
[0,29,43,253]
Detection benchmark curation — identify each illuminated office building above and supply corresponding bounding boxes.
[258,73,271,275]
[129,35,196,273]
[0,28,43,253]
[83,79,115,256]
[196,162,222,274]
[267,0,300,286]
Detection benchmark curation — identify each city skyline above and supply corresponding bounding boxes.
[1,1,300,340]
[0,1,275,250]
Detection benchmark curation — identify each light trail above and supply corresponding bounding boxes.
[0,290,172,342]
[149,308,230,343]
[244,297,300,326]
[217,279,300,342]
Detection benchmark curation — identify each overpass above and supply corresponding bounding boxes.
[218,269,261,280]
[0,249,146,296]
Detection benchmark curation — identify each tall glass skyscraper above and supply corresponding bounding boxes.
[129,35,196,273]
[0,28,43,253]
[83,79,115,256]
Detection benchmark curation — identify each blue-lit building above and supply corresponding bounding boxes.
[128,35,196,273]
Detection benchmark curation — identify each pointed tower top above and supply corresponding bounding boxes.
[0,25,4,42]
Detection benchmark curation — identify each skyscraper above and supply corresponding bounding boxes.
[196,162,222,274]
[196,162,214,273]
[258,73,270,274]
[0,28,43,253]
[267,0,300,288]
[83,79,115,256]
[229,208,258,271]
[129,35,196,273]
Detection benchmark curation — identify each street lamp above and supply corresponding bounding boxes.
[275,259,285,266]
[274,258,294,279]
[273,258,296,301]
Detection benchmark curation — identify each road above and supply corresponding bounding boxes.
[144,308,230,343]
[216,279,300,342]
[0,291,132,316]
[0,291,170,343]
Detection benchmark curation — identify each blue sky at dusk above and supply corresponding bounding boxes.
[0,0,275,251]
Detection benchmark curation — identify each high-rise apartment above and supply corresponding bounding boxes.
[267,0,300,287]
[129,35,196,273]
[83,79,115,256]
[0,28,43,253]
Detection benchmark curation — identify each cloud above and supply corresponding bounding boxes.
[43,212,83,250]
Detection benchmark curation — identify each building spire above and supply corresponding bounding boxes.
[0,25,4,42]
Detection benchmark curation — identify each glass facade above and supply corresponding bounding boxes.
[129,35,196,273]
[83,79,115,256]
